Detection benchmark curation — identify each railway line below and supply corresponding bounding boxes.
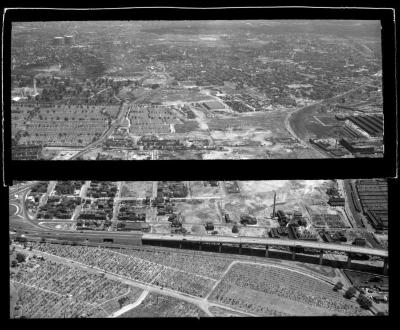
[9,181,388,275]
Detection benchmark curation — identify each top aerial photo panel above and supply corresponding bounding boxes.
[11,20,384,160]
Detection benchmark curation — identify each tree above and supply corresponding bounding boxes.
[16,253,26,263]
[232,224,239,234]
[40,237,46,244]
[333,281,344,292]
[11,260,18,267]
[118,296,128,308]
[357,294,373,309]
[344,287,357,299]
[205,221,214,231]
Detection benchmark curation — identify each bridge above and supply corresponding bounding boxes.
[142,233,388,257]
[142,233,388,275]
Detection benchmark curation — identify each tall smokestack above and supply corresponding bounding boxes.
[272,191,276,218]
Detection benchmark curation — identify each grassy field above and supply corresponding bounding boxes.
[295,263,338,279]
[174,121,200,133]
[290,105,343,140]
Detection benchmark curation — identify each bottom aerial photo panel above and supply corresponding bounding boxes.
[9,180,388,318]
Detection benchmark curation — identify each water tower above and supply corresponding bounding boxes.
[52,36,65,46]
[64,35,74,45]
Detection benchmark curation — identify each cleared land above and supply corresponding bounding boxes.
[120,182,153,198]
[189,181,222,198]
[174,199,222,224]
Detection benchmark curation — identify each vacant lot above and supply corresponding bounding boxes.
[120,182,153,198]
[175,199,222,224]
[39,222,76,231]
[189,181,222,198]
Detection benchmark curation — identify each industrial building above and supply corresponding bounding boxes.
[355,179,388,230]
[339,139,377,155]
[347,115,383,138]
[328,197,345,207]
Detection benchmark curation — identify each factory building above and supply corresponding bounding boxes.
[344,119,371,138]
[339,139,376,154]
[348,115,383,138]
[342,115,383,139]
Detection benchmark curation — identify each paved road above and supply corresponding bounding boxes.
[109,290,149,318]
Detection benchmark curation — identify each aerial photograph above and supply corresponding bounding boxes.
[10,180,388,317]
[10,20,384,160]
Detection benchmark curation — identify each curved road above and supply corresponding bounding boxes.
[285,82,375,158]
